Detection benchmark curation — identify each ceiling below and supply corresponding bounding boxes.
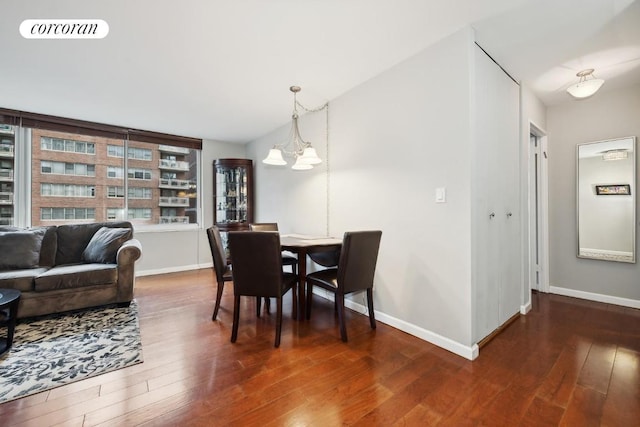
[2,0,639,143]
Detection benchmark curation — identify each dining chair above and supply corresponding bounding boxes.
[227,231,297,347]
[206,226,233,321]
[305,230,382,342]
[249,223,298,275]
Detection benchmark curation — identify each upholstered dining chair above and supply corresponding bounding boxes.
[249,223,297,275]
[227,231,297,347]
[305,230,382,342]
[206,226,233,321]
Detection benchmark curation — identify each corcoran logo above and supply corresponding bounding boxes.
[20,19,109,39]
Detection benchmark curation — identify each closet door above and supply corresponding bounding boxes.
[473,44,521,342]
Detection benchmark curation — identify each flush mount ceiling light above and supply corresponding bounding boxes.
[263,86,328,170]
[602,149,628,161]
[566,69,604,99]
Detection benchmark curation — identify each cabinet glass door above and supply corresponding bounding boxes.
[215,166,248,224]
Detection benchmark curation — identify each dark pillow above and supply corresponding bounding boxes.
[0,228,47,270]
[82,227,132,264]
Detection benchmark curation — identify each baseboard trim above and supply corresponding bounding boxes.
[550,285,640,309]
[520,300,532,315]
[137,263,212,277]
[312,289,479,361]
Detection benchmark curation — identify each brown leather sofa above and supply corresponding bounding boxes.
[0,221,142,318]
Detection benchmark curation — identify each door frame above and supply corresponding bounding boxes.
[528,122,550,293]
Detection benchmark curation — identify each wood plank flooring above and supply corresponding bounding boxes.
[1,269,639,426]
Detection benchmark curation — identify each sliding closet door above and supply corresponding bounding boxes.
[472,44,521,343]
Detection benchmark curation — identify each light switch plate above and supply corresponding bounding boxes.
[436,187,446,203]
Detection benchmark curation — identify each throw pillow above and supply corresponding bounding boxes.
[0,228,47,270]
[82,227,132,264]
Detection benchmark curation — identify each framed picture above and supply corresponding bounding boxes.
[595,184,631,195]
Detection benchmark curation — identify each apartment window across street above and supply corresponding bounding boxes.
[128,167,152,180]
[41,207,95,221]
[41,183,95,197]
[0,108,202,228]
[41,136,95,154]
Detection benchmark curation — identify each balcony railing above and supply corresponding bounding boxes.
[158,178,190,189]
[0,169,13,181]
[159,216,189,224]
[159,196,189,207]
[0,192,13,205]
[158,145,190,155]
[0,145,14,158]
[158,159,189,171]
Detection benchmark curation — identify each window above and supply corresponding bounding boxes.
[107,186,125,198]
[128,147,152,161]
[41,207,95,221]
[41,161,95,176]
[128,168,152,180]
[128,187,152,199]
[127,208,152,219]
[1,109,201,228]
[32,131,199,226]
[107,145,124,158]
[41,183,95,197]
[41,137,95,154]
[107,166,124,179]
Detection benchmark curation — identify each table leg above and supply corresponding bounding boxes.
[296,248,307,321]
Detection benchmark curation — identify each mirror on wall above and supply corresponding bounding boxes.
[577,136,636,263]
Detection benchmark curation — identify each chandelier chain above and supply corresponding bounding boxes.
[296,100,329,113]
[325,102,330,236]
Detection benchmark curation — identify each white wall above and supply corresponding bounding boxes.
[547,83,640,304]
[247,28,477,356]
[136,139,245,275]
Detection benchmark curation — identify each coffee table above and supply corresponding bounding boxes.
[0,288,21,356]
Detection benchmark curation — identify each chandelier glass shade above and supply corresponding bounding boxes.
[263,86,326,170]
[566,69,604,99]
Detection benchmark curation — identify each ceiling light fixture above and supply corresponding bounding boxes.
[263,86,328,170]
[602,149,628,161]
[566,69,604,99]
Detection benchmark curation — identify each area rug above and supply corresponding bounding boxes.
[0,300,143,404]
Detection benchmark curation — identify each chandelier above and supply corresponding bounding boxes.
[263,86,327,170]
[566,69,604,99]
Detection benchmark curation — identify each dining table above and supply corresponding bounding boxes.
[280,234,342,320]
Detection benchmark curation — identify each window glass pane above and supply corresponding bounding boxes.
[31,129,125,225]
[29,129,199,226]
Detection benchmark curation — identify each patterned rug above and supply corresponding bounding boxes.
[0,300,143,404]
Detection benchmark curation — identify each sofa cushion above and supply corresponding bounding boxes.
[55,222,132,265]
[55,223,103,266]
[82,227,132,264]
[0,267,49,292]
[0,228,47,269]
[34,263,118,292]
[37,226,58,267]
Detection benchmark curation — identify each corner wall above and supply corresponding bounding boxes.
[247,28,477,356]
[136,139,245,275]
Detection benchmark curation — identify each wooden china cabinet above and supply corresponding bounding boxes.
[213,158,254,255]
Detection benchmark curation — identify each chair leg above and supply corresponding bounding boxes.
[291,283,298,320]
[264,297,271,314]
[367,288,376,330]
[275,296,283,348]
[256,296,262,317]
[231,295,241,343]
[212,281,224,321]
[336,294,348,342]
[306,282,313,320]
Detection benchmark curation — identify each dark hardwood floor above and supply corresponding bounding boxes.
[1,269,639,426]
